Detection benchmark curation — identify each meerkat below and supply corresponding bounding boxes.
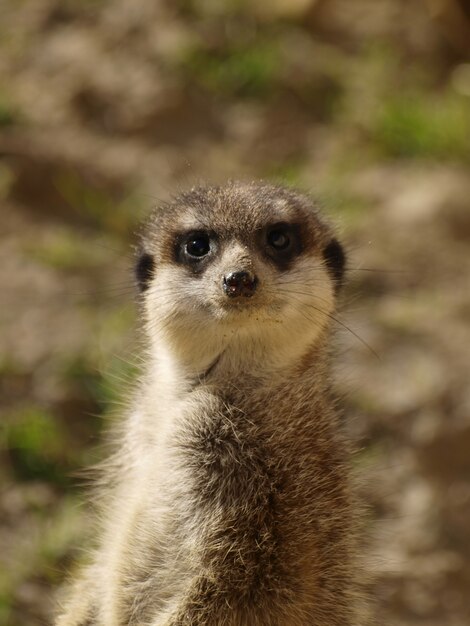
[56,181,364,626]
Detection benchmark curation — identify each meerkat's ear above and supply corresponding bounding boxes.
[322,238,346,292]
[135,251,155,292]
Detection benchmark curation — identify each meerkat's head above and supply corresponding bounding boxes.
[136,181,345,377]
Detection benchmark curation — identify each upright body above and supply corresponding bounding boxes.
[57,181,362,626]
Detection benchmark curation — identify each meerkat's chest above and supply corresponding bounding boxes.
[164,395,286,589]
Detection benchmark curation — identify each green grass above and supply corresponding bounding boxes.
[373,91,470,161]
[63,350,139,413]
[54,172,143,238]
[1,407,70,485]
[0,90,18,127]
[178,0,247,18]
[0,494,88,626]
[1,349,138,487]
[181,38,280,97]
[263,157,305,187]
[24,231,115,271]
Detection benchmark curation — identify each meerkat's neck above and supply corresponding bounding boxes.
[147,322,333,401]
[140,327,333,446]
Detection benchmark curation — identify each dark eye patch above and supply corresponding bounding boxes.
[322,238,346,291]
[135,252,155,292]
[263,222,303,270]
[174,230,216,273]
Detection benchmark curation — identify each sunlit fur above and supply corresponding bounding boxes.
[56,181,365,626]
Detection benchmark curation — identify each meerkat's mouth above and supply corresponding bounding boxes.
[213,297,283,323]
[213,282,281,313]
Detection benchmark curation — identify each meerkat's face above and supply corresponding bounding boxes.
[136,182,345,374]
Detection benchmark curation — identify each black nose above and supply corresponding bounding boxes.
[223,271,258,298]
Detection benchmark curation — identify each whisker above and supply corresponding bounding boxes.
[276,290,380,359]
[347,268,407,274]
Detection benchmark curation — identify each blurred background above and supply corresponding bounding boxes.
[0,0,469,624]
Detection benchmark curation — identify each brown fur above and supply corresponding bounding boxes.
[56,181,364,626]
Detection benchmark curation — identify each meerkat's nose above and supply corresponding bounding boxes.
[223,271,258,298]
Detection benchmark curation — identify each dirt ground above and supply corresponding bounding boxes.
[1,1,469,625]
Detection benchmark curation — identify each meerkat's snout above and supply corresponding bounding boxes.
[223,270,258,298]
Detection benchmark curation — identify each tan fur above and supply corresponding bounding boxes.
[56,181,365,626]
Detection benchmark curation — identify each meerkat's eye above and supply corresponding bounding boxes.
[175,231,215,267]
[267,227,291,250]
[263,223,302,269]
[185,234,211,258]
